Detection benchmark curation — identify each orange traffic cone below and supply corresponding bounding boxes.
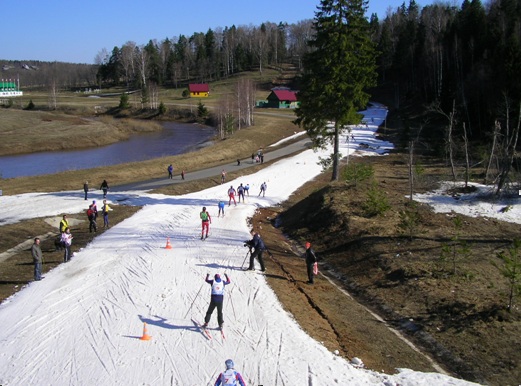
[140,322,152,341]
[165,237,172,249]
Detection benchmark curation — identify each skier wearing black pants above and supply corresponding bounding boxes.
[245,230,266,272]
[203,273,230,330]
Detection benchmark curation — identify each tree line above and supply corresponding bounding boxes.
[95,21,314,89]
[373,0,521,143]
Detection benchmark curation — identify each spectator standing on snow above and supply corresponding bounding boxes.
[102,199,112,228]
[305,241,318,284]
[200,206,212,240]
[214,359,246,386]
[61,228,73,262]
[203,273,230,330]
[237,183,245,203]
[167,164,173,179]
[218,201,225,218]
[259,182,267,197]
[100,179,109,198]
[31,237,43,281]
[87,204,97,233]
[83,181,89,200]
[228,186,237,206]
[245,230,266,272]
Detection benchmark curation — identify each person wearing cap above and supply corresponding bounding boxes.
[200,207,212,240]
[305,241,318,284]
[245,230,266,272]
[91,200,98,221]
[214,359,246,386]
[202,273,230,330]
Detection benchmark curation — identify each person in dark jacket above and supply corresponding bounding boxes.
[203,273,230,330]
[100,179,109,198]
[83,181,89,200]
[245,230,266,271]
[31,238,43,281]
[305,241,318,284]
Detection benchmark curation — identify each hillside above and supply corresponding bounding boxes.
[255,141,521,385]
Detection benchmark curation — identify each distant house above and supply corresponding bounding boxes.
[188,83,209,98]
[265,88,299,109]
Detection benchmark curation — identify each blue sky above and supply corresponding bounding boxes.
[2,0,433,64]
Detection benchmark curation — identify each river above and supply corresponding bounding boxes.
[0,122,215,179]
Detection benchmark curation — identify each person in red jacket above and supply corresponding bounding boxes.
[214,359,246,386]
[228,186,237,206]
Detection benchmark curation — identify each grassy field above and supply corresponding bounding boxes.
[0,67,300,194]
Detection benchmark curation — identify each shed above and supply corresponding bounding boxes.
[266,88,299,108]
[188,83,209,98]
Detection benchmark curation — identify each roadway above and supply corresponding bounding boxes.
[113,137,311,192]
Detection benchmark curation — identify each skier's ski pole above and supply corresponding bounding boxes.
[184,282,205,319]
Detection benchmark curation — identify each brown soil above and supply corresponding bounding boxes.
[0,205,141,302]
[252,152,521,386]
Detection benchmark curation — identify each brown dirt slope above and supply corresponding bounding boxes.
[254,152,521,386]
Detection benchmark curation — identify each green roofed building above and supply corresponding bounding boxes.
[0,80,23,97]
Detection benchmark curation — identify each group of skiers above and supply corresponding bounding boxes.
[226,182,267,206]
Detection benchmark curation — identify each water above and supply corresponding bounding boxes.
[0,122,215,178]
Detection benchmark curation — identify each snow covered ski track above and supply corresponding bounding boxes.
[0,105,478,385]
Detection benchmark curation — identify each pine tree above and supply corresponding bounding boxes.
[294,0,377,180]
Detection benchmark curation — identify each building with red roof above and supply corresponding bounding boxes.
[265,88,299,108]
[188,83,209,98]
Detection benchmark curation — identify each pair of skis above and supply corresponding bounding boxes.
[191,319,225,341]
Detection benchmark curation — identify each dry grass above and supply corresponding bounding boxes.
[1,108,299,195]
[0,109,163,155]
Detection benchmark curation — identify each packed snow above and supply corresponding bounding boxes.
[0,103,481,385]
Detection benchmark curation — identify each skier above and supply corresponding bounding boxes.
[305,241,318,284]
[218,201,225,217]
[245,230,266,272]
[100,179,109,198]
[258,182,267,197]
[167,164,173,179]
[237,183,245,203]
[228,186,237,206]
[203,273,230,330]
[244,183,250,196]
[200,206,212,239]
[214,359,246,386]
